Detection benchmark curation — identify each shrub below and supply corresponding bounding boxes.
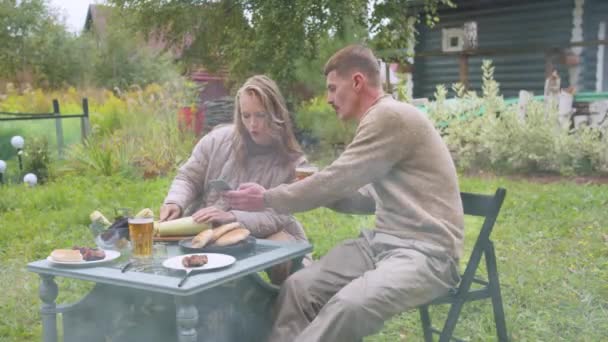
[65,134,136,178]
[294,96,356,152]
[64,81,198,178]
[426,60,608,175]
[0,80,199,179]
[23,136,52,184]
[90,95,129,135]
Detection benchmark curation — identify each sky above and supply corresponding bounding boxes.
[48,0,104,33]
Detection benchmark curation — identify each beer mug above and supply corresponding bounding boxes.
[128,217,154,258]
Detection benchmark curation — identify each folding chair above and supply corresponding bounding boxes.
[418,188,508,342]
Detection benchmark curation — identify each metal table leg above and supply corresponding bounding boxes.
[39,275,58,342]
[175,296,199,342]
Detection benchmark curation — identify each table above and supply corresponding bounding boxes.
[27,239,312,342]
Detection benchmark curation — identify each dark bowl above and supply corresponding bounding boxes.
[179,236,256,256]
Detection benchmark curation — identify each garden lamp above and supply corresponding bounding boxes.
[10,135,24,149]
[0,160,6,184]
[23,173,37,187]
[10,135,24,173]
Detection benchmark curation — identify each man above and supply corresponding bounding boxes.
[226,45,464,341]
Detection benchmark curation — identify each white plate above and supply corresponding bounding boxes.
[46,249,121,266]
[162,253,236,271]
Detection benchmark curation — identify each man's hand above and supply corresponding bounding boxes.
[192,207,236,225]
[159,203,182,222]
[225,183,267,212]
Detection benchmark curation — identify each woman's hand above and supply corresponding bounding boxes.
[159,203,182,222]
[192,207,236,225]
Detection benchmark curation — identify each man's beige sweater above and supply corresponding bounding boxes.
[265,95,464,259]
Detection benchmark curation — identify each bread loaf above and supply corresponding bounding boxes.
[211,222,242,242]
[191,229,214,248]
[213,228,250,246]
[51,249,83,262]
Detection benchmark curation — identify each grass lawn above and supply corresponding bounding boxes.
[0,174,606,341]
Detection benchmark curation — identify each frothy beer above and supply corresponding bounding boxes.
[295,166,318,181]
[128,217,154,257]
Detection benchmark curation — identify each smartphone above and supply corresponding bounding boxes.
[208,179,233,192]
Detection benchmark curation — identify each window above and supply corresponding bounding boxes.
[442,28,464,52]
[450,37,460,48]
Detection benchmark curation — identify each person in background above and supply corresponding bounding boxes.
[160,75,309,284]
[226,45,464,341]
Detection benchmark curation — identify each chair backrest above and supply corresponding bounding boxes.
[461,187,506,243]
[458,188,507,288]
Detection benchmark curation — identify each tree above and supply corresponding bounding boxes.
[370,0,454,52]
[293,17,369,97]
[29,26,97,88]
[90,11,182,90]
[108,0,454,94]
[0,0,184,89]
[0,0,58,82]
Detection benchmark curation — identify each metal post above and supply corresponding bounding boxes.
[53,99,64,159]
[81,98,90,142]
[17,150,23,173]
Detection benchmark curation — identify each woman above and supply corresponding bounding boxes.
[160,75,308,284]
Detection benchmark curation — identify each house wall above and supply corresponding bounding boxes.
[413,0,574,99]
[581,0,608,92]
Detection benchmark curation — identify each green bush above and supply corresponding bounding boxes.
[23,136,52,184]
[294,96,356,151]
[64,81,198,179]
[426,60,608,176]
[1,81,198,179]
[66,134,136,178]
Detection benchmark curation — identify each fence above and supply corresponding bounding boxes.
[0,98,91,158]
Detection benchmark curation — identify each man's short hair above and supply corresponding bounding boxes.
[324,45,381,87]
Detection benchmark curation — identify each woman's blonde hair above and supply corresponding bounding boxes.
[233,75,302,165]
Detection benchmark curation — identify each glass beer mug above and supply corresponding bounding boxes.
[128,217,154,258]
